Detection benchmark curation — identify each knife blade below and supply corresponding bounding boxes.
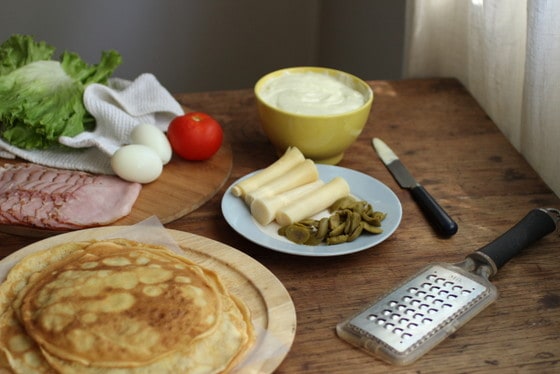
[372,138,458,237]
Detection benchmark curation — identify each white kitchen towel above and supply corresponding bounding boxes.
[0,73,184,174]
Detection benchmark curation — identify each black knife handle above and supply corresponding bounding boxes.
[410,184,458,237]
[474,208,558,269]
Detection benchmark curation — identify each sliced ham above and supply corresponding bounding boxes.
[0,163,142,230]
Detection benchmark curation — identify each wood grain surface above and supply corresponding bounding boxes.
[2,78,559,373]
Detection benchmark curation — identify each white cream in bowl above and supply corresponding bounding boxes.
[258,71,365,116]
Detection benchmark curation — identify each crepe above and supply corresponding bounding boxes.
[0,239,254,374]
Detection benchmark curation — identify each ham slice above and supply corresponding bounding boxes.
[0,163,142,230]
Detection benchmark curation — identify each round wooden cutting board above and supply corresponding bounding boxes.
[0,137,233,237]
[0,226,297,373]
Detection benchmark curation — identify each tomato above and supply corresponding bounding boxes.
[167,112,223,160]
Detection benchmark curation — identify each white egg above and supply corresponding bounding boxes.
[130,123,172,164]
[111,144,163,184]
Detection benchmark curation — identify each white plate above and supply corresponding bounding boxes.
[222,164,402,257]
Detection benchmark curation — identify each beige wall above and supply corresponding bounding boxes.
[1,0,405,93]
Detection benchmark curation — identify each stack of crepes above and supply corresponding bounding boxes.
[0,239,255,373]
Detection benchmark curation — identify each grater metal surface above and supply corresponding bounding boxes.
[336,263,497,366]
[336,208,559,366]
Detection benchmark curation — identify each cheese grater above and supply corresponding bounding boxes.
[336,208,560,366]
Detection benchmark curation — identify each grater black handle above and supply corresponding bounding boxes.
[474,208,558,269]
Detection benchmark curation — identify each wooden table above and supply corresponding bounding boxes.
[1,78,559,373]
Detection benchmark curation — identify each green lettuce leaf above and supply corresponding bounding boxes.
[0,34,55,76]
[0,34,122,149]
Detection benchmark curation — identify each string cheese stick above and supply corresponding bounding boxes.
[244,159,319,206]
[250,180,325,226]
[275,177,350,226]
[231,146,305,198]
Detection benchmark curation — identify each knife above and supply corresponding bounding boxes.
[372,138,458,237]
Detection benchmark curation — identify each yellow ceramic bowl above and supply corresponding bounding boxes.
[255,66,373,164]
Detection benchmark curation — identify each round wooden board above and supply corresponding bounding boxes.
[0,136,233,238]
[0,226,297,374]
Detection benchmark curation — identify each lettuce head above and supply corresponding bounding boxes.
[0,34,122,149]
